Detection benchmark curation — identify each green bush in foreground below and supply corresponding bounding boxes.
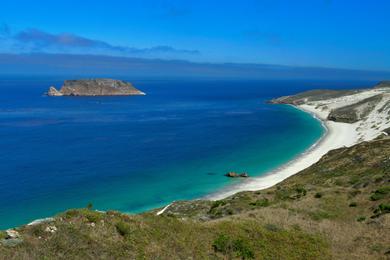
[370,186,390,201]
[372,203,390,218]
[357,216,366,222]
[210,200,226,210]
[212,234,254,259]
[349,202,357,207]
[84,210,102,223]
[115,221,132,236]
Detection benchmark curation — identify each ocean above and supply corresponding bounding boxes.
[0,77,370,229]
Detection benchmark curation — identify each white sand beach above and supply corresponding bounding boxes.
[208,88,390,200]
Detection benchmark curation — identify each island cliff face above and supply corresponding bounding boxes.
[47,79,145,96]
[270,81,390,124]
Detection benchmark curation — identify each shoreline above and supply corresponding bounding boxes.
[206,103,358,200]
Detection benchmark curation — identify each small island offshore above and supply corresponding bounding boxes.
[1,82,389,259]
[47,79,146,96]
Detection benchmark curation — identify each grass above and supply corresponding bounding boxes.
[0,209,329,259]
[249,198,270,207]
[0,231,6,240]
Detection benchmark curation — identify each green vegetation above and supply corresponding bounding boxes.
[0,231,6,240]
[115,221,132,236]
[356,216,366,222]
[370,186,390,201]
[349,202,357,207]
[213,234,255,259]
[84,210,102,223]
[0,209,329,259]
[309,210,334,221]
[86,202,93,210]
[372,203,390,218]
[249,198,270,207]
[210,200,226,210]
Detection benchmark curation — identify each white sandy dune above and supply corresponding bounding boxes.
[207,87,390,200]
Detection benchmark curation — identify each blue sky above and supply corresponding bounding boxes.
[1,0,390,72]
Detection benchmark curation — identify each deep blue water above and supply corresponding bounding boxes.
[0,77,371,229]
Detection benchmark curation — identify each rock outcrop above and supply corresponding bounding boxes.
[327,94,384,123]
[374,81,390,89]
[47,86,63,96]
[47,79,145,96]
[269,81,390,142]
[225,172,249,178]
[269,89,361,105]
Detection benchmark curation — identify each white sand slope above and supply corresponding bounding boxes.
[208,87,390,200]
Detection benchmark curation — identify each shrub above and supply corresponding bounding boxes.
[232,239,255,259]
[249,198,270,207]
[212,234,230,253]
[348,176,360,185]
[356,216,366,222]
[372,203,390,218]
[310,210,333,221]
[84,210,102,223]
[349,190,361,197]
[370,186,390,201]
[264,223,280,232]
[208,200,228,217]
[275,188,291,200]
[63,209,80,219]
[106,210,120,216]
[292,224,301,231]
[86,202,93,210]
[30,225,45,237]
[210,200,226,210]
[115,221,132,236]
[369,243,383,253]
[314,192,322,198]
[370,193,383,201]
[349,202,357,207]
[212,234,254,259]
[295,186,307,197]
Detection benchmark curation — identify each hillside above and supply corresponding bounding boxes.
[1,136,389,259]
[271,82,390,143]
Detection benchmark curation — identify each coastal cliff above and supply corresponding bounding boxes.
[47,79,145,96]
[270,81,390,141]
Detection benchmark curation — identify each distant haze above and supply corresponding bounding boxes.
[0,53,389,81]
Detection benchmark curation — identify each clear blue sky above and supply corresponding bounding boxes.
[1,0,390,71]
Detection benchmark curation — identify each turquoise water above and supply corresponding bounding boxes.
[1,78,364,229]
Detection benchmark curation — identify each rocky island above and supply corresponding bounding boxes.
[47,79,145,96]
